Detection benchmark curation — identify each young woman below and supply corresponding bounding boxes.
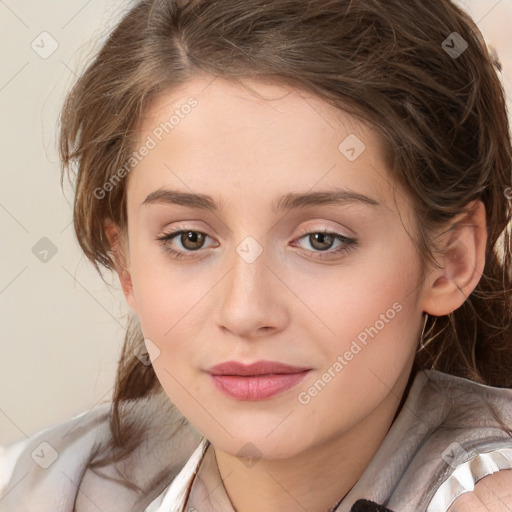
[1,1,512,511]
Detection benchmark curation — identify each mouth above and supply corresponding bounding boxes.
[205,360,312,400]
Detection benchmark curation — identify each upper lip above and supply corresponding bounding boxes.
[206,360,311,376]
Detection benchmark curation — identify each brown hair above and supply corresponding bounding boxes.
[59,0,512,507]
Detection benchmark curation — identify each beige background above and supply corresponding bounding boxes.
[1,0,511,445]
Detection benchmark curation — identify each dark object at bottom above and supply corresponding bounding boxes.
[350,499,396,512]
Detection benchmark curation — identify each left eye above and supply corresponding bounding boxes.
[292,230,357,259]
[295,231,344,251]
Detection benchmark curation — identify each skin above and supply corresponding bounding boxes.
[448,470,512,511]
[105,74,488,512]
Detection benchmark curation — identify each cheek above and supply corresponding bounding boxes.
[293,286,419,441]
[129,250,204,337]
[130,260,203,404]
[300,244,421,345]
[127,251,215,392]
[296,244,422,396]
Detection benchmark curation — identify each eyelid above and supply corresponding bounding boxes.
[294,224,352,239]
[156,226,217,247]
[156,223,352,244]
[291,227,357,259]
[156,224,358,261]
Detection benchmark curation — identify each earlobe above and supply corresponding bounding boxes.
[104,219,138,314]
[421,200,487,317]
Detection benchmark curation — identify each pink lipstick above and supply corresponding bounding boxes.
[206,360,311,401]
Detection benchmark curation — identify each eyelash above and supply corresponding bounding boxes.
[155,227,357,261]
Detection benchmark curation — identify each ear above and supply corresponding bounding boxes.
[421,200,487,316]
[104,219,138,314]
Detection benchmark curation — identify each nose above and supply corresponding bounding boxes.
[214,238,289,339]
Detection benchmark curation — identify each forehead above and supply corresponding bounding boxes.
[128,74,408,218]
[138,75,375,152]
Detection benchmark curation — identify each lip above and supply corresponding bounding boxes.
[205,360,312,401]
[206,360,311,376]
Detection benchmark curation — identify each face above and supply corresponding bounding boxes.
[119,74,428,459]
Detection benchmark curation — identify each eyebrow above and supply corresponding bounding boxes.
[141,187,381,212]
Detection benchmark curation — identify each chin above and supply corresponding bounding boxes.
[207,423,314,460]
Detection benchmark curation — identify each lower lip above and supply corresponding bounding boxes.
[208,371,311,401]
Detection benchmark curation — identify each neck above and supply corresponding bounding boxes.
[213,365,414,512]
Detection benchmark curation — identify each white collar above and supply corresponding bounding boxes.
[144,436,210,512]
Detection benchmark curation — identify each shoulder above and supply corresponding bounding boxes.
[0,392,203,511]
[386,371,512,511]
[447,469,512,512]
[0,438,31,494]
[0,402,112,508]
